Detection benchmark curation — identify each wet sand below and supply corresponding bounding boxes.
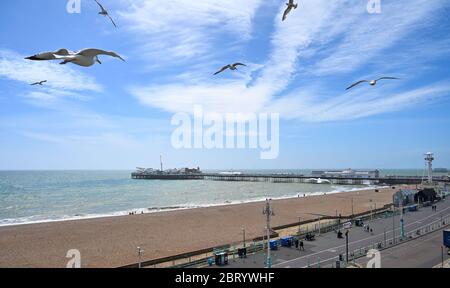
[0,186,406,268]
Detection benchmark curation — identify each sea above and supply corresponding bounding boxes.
[0,169,430,226]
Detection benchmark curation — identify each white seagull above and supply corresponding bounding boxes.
[213,63,247,75]
[346,77,400,90]
[30,80,47,86]
[282,0,298,21]
[95,0,117,28]
[26,48,125,67]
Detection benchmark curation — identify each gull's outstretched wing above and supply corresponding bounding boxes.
[213,65,230,75]
[94,0,107,13]
[346,80,369,90]
[25,49,71,61]
[282,6,292,21]
[107,14,117,28]
[233,63,247,67]
[376,77,400,81]
[78,49,125,61]
[30,80,47,86]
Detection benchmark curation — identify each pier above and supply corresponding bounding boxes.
[131,172,450,186]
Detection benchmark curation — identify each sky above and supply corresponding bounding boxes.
[0,0,449,170]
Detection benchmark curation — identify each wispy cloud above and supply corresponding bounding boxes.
[0,49,103,111]
[128,0,449,122]
[311,0,447,76]
[0,49,102,92]
[268,82,450,122]
[118,0,263,65]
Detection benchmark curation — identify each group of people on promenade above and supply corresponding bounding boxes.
[294,238,305,251]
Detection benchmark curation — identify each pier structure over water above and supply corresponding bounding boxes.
[131,172,450,186]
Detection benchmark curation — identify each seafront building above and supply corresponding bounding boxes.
[311,169,380,179]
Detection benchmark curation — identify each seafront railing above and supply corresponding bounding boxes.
[138,206,393,268]
[119,200,448,268]
[316,213,450,268]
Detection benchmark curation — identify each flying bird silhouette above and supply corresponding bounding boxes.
[26,48,125,67]
[30,80,47,86]
[346,77,400,90]
[95,0,117,28]
[282,0,298,21]
[213,63,247,75]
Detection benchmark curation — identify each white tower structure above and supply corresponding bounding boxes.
[424,152,434,184]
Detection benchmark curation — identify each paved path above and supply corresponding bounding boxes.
[223,199,450,268]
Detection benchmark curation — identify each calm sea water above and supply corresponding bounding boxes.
[0,169,427,226]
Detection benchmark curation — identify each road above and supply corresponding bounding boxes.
[356,227,450,268]
[223,198,450,268]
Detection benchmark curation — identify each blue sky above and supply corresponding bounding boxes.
[0,0,449,170]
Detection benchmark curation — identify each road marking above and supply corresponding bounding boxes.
[307,230,445,268]
[273,206,450,268]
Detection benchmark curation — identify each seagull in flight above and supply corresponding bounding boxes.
[94,0,117,28]
[30,80,47,86]
[213,63,247,75]
[346,77,400,90]
[282,0,298,21]
[25,48,125,67]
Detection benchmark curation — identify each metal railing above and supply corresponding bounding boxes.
[317,214,450,268]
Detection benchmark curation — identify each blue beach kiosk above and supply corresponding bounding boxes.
[269,240,278,251]
[280,236,294,247]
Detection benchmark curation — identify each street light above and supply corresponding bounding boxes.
[351,197,354,218]
[263,199,274,268]
[242,227,246,249]
[345,231,349,263]
[392,204,396,244]
[137,246,144,269]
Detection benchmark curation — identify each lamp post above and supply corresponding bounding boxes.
[137,246,144,269]
[392,204,396,244]
[400,201,405,239]
[351,198,354,218]
[263,199,274,268]
[253,240,256,264]
[242,227,246,249]
[345,231,349,263]
[370,199,373,221]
